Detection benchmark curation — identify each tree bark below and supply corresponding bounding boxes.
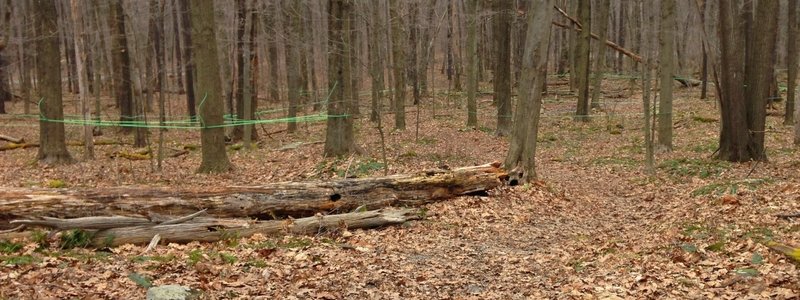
[657,0,675,151]
[35,0,73,165]
[0,38,8,114]
[324,0,357,157]
[368,1,384,123]
[390,0,406,130]
[493,0,512,136]
[109,0,134,131]
[589,0,609,110]
[178,0,196,120]
[743,0,778,161]
[715,0,751,162]
[503,0,553,183]
[573,0,591,121]
[786,0,798,126]
[69,0,94,160]
[0,163,507,225]
[191,0,232,173]
[465,0,478,128]
[285,0,303,133]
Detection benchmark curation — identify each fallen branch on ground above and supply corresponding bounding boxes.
[167,149,190,158]
[109,148,152,160]
[776,212,800,219]
[0,142,38,151]
[2,208,421,247]
[277,141,324,151]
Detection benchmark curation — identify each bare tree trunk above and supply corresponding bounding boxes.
[743,0,778,161]
[657,0,675,151]
[615,1,625,74]
[152,0,167,170]
[69,0,94,159]
[110,0,134,132]
[715,0,752,162]
[390,0,406,130]
[35,0,73,165]
[368,1,384,123]
[418,0,435,96]
[573,0,591,121]
[232,0,247,139]
[324,0,357,157]
[465,0,478,128]
[786,0,798,126]
[242,1,256,148]
[178,0,196,120]
[191,0,232,173]
[699,0,708,100]
[262,1,281,105]
[641,1,654,174]
[0,39,8,114]
[503,0,554,183]
[590,0,610,110]
[493,0,512,136]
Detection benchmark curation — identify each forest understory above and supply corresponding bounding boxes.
[1,77,799,299]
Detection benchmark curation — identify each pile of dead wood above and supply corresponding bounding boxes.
[0,162,508,247]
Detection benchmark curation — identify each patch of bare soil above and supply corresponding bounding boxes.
[0,78,798,299]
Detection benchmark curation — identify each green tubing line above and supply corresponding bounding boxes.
[196,92,208,127]
[34,113,347,129]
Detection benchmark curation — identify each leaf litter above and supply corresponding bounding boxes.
[0,79,799,298]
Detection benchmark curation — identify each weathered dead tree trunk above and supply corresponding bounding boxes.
[0,163,507,226]
[4,208,420,247]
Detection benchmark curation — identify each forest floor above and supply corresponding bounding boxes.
[0,77,799,299]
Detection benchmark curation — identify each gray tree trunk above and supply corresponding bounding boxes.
[191,0,232,173]
[323,0,357,157]
[34,0,72,165]
[493,0,512,136]
[657,0,675,151]
[390,0,406,130]
[589,0,609,110]
[465,0,478,128]
[503,0,554,183]
[573,0,591,121]
[786,1,798,126]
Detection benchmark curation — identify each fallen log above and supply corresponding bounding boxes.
[2,208,421,247]
[0,162,507,226]
[0,139,126,151]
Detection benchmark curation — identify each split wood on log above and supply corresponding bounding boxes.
[0,134,23,143]
[1,208,420,247]
[0,162,507,227]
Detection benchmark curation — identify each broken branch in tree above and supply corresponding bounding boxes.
[551,21,642,63]
[0,162,508,226]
